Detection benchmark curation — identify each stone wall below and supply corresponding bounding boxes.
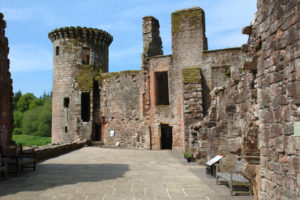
[23,141,87,160]
[187,1,300,199]
[100,71,148,149]
[0,13,13,146]
[253,0,300,199]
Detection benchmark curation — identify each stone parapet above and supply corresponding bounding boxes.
[48,27,113,45]
[23,141,87,161]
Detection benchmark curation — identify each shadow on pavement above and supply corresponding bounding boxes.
[0,163,129,196]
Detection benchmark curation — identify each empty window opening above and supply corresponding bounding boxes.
[93,80,100,111]
[56,46,59,56]
[155,72,169,105]
[81,92,90,122]
[64,97,70,108]
[161,124,172,150]
[65,126,68,133]
[82,47,90,65]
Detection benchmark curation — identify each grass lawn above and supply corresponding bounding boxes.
[12,135,51,146]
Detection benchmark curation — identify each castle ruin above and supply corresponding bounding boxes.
[0,0,298,199]
[48,1,300,198]
[49,7,244,152]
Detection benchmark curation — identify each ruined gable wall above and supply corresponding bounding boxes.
[142,55,181,150]
[253,0,300,199]
[171,8,207,151]
[186,48,245,159]
[0,13,13,146]
[100,71,148,149]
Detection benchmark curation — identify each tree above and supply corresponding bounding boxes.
[13,90,22,110]
[29,98,43,109]
[21,98,52,137]
[17,93,36,112]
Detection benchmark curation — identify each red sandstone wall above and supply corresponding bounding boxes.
[254,0,300,199]
[0,13,13,146]
[100,71,147,148]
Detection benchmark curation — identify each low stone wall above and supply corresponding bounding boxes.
[23,141,87,161]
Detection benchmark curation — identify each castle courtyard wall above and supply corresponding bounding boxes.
[0,13,13,146]
[100,71,148,148]
[254,0,300,199]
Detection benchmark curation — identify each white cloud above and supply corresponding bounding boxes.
[9,43,52,72]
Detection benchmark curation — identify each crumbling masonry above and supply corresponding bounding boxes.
[0,13,13,146]
[0,0,284,199]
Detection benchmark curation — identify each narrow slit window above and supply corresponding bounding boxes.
[155,71,170,105]
[82,47,90,65]
[81,92,90,122]
[65,126,68,133]
[56,46,59,56]
[64,97,69,108]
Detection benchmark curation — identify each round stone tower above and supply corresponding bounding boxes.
[48,27,113,144]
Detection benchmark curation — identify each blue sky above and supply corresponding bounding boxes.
[0,0,257,97]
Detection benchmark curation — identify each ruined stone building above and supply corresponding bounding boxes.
[48,7,243,152]
[47,0,299,199]
[48,1,300,198]
[0,0,298,199]
[0,13,13,147]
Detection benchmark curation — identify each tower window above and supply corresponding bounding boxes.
[155,71,170,105]
[56,46,59,56]
[81,92,90,122]
[65,126,68,133]
[64,97,69,108]
[82,47,90,65]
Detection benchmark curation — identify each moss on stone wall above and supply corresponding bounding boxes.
[172,7,204,33]
[185,85,196,91]
[75,65,102,91]
[182,68,201,84]
[75,66,140,91]
[100,70,140,82]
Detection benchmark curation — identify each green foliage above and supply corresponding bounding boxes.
[22,99,52,137]
[182,68,201,84]
[13,128,22,135]
[12,135,51,146]
[13,92,52,138]
[29,98,43,109]
[185,152,193,159]
[17,93,36,112]
[13,111,23,131]
[13,90,22,110]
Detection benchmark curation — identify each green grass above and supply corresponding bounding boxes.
[12,135,51,147]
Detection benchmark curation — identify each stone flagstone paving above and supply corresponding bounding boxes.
[0,147,252,200]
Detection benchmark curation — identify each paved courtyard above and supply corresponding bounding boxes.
[0,147,252,200]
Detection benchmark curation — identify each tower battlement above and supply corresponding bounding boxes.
[48,26,113,45]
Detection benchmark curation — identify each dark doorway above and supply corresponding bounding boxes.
[94,124,101,141]
[161,124,172,149]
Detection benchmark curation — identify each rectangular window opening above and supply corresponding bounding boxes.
[82,47,90,65]
[65,126,68,133]
[64,97,69,108]
[56,46,59,56]
[155,71,170,105]
[81,92,90,122]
